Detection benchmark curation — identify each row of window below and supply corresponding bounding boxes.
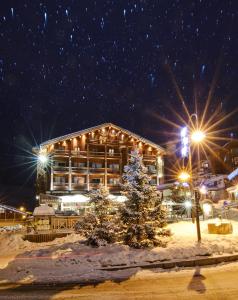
[54,177,120,185]
[53,161,120,169]
[54,177,157,185]
[56,146,155,156]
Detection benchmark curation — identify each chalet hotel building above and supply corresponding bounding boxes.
[33,123,165,213]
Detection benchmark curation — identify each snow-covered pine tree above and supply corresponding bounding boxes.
[75,185,120,247]
[120,149,169,248]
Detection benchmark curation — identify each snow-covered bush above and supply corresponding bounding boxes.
[120,149,169,248]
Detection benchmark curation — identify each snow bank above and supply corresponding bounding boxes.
[0,224,23,233]
[0,219,238,284]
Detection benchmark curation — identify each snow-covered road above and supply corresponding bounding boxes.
[1,263,238,299]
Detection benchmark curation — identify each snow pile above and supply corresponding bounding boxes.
[0,219,238,283]
[0,224,23,233]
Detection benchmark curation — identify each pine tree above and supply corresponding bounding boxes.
[75,185,120,247]
[120,149,169,248]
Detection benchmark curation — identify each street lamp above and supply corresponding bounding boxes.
[178,170,191,182]
[180,118,206,243]
[38,153,48,164]
[191,130,206,144]
[19,206,25,212]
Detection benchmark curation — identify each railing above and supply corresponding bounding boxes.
[52,150,70,155]
[107,184,121,191]
[53,166,69,171]
[107,152,121,158]
[107,168,120,174]
[89,183,103,188]
[71,150,87,156]
[71,167,87,173]
[71,183,87,190]
[143,155,156,160]
[147,169,157,174]
[90,167,105,173]
[88,151,105,157]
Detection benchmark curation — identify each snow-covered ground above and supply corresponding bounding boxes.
[1,219,238,284]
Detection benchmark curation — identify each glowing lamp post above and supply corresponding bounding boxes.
[191,130,206,144]
[180,124,206,243]
[178,170,191,182]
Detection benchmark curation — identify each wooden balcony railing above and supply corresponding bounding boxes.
[53,166,69,171]
[53,182,68,186]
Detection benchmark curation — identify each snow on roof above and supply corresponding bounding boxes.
[37,123,165,153]
[33,204,55,216]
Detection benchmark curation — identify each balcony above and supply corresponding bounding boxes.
[107,184,121,191]
[107,168,120,174]
[53,166,69,172]
[89,183,103,189]
[71,150,87,157]
[53,182,69,191]
[71,167,87,174]
[143,154,156,161]
[107,152,121,158]
[88,151,105,157]
[52,150,70,156]
[90,167,105,174]
[71,183,87,191]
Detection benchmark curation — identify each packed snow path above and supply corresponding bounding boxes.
[1,263,238,299]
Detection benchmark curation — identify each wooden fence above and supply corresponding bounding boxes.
[23,232,70,243]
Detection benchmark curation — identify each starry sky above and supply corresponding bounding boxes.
[0,1,237,204]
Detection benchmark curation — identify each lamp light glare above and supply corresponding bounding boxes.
[38,154,48,164]
[191,130,205,143]
[199,185,207,195]
[178,171,191,182]
[184,200,192,209]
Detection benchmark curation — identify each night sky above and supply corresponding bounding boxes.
[0,1,237,205]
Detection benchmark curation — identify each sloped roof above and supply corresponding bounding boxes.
[39,123,165,153]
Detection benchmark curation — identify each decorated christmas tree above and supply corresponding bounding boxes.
[75,185,120,247]
[120,149,169,248]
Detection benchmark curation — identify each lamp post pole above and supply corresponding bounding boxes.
[194,189,201,242]
[181,113,203,243]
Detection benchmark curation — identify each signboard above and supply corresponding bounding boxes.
[181,126,189,158]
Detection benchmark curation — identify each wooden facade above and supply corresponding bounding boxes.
[34,123,165,199]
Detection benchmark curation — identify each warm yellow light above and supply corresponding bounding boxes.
[178,171,191,182]
[199,185,207,195]
[191,130,206,143]
[202,203,212,216]
[19,206,25,212]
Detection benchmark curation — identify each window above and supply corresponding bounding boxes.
[108,178,119,185]
[72,162,86,168]
[91,162,103,168]
[147,165,156,173]
[54,177,66,184]
[91,178,101,184]
[73,177,85,184]
[149,179,157,185]
[108,163,119,170]
[108,148,114,155]
[54,161,66,167]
